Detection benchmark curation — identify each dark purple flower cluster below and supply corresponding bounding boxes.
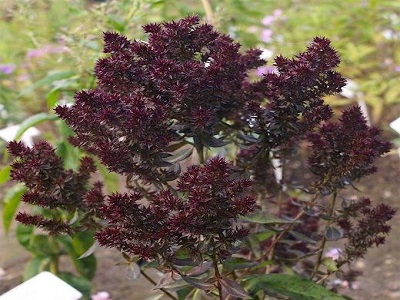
[55,16,266,182]
[244,37,346,149]
[237,37,346,192]
[96,157,258,260]
[8,141,102,234]
[307,106,391,193]
[336,198,395,261]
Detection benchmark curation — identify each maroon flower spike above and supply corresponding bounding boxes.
[8,141,100,233]
[337,198,395,261]
[307,106,392,193]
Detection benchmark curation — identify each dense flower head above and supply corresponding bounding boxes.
[236,38,346,192]
[55,16,267,182]
[8,141,101,233]
[336,198,395,261]
[96,157,258,260]
[307,106,392,193]
[244,37,346,149]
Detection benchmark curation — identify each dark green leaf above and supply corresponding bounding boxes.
[71,232,97,279]
[3,183,27,233]
[23,257,52,281]
[78,241,100,259]
[223,257,258,270]
[16,224,34,250]
[244,274,347,299]
[30,235,59,256]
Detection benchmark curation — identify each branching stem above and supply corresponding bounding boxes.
[311,191,337,279]
[140,269,178,300]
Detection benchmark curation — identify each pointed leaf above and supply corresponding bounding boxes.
[14,113,58,141]
[78,241,100,259]
[244,274,347,299]
[223,257,258,270]
[3,183,27,233]
[186,261,213,276]
[155,272,174,289]
[289,231,318,244]
[240,212,301,224]
[202,135,229,148]
[181,275,213,291]
[19,71,76,96]
[163,148,193,164]
[0,165,11,185]
[219,277,251,299]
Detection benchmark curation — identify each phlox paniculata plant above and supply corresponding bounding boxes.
[8,16,394,299]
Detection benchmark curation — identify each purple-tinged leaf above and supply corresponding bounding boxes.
[219,277,251,299]
[325,226,343,241]
[155,272,174,289]
[181,275,213,291]
[186,261,213,276]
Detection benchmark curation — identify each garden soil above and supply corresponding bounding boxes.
[1,154,400,300]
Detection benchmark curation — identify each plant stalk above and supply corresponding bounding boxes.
[311,191,337,279]
[140,269,178,300]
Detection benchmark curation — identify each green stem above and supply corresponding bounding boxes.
[140,269,178,300]
[311,191,337,279]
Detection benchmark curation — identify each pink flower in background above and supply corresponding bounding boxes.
[273,9,283,17]
[256,65,277,76]
[325,247,343,261]
[394,65,400,72]
[262,15,275,26]
[26,44,67,59]
[260,9,283,43]
[261,9,283,26]
[0,64,16,74]
[261,29,273,42]
[91,291,112,300]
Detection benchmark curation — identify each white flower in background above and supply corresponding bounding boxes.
[340,79,359,99]
[0,124,40,146]
[259,48,274,60]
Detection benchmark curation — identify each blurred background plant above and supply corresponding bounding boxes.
[1,0,399,299]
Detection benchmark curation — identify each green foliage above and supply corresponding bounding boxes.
[244,274,347,300]
[2,183,26,233]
